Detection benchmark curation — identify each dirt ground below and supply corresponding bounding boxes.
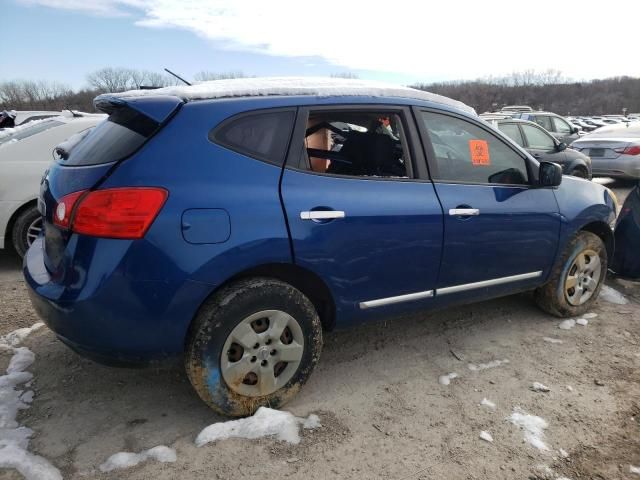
[1,180,638,480]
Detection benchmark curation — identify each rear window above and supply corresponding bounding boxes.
[0,119,64,146]
[59,108,158,166]
[210,110,295,165]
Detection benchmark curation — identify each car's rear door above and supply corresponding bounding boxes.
[280,105,443,325]
[415,108,561,301]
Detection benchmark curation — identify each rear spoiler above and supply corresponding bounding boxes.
[94,95,183,124]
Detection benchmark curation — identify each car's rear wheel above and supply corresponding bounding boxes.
[11,206,42,258]
[185,277,322,417]
[534,231,607,317]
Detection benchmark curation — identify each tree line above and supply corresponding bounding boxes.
[412,70,640,115]
[1,67,639,116]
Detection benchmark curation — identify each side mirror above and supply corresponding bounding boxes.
[571,127,579,134]
[556,142,567,152]
[539,161,563,187]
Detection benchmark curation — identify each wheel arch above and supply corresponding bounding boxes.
[4,199,38,251]
[579,221,614,259]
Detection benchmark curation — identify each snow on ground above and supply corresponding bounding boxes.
[438,372,458,385]
[99,446,176,473]
[576,318,588,326]
[558,319,576,330]
[599,285,629,305]
[583,312,598,319]
[559,448,569,458]
[0,324,61,480]
[508,408,550,451]
[479,431,493,443]
[630,465,640,475]
[543,337,564,344]
[531,382,551,392]
[195,407,321,447]
[468,359,509,371]
[480,398,496,409]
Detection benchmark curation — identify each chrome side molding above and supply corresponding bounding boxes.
[359,290,434,309]
[436,271,543,296]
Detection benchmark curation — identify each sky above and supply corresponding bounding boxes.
[2,0,640,89]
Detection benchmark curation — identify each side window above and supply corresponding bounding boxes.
[298,110,409,178]
[552,117,571,134]
[498,123,525,147]
[533,115,554,132]
[421,111,529,185]
[210,110,295,165]
[521,124,556,150]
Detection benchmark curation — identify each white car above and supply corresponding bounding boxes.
[0,112,106,256]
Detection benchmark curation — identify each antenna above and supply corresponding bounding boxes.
[164,68,192,86]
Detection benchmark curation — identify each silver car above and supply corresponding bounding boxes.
[571,122,640,179]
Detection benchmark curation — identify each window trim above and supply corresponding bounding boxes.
[284,104,429,182]
[209,106,298,166]
[414,107,537,187]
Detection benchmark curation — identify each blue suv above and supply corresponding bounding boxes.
[24,78,616,416]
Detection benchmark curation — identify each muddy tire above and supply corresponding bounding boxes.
[11,206,42,258]
[570,167,589,179]
[534,231,607,317]
[185,277,322,417]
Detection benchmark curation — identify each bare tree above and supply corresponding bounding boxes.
[192,71,247,82]
[330,72,359,79]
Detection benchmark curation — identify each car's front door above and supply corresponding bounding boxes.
[416,109,561,300]
[281,106,443,324]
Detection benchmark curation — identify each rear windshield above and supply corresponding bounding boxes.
[0,119,64,146]
[59,107,158,166]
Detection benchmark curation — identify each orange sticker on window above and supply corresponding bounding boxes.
[469,139,490,166]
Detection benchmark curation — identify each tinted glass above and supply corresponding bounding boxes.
[0,119,64,146]
[298,111,409,178]
[212,110,295,165]
[521,124,555,150]
[421,111,528,185]
[533,115,554,132]
[60,107,153,166]
[552,117,571,133]
[498,123,524,147]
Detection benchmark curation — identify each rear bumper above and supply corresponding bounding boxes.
[23,237,213,364]
[592,156,640,179]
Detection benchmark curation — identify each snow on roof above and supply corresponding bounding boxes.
[100,77,476,115]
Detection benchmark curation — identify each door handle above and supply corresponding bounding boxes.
[300,210,346,220]
[449,208,480,216]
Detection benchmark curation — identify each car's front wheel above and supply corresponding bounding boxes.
[534,231,607,317]
[570,166,589,179]
[185,278,322,417]
[11,206,43,258]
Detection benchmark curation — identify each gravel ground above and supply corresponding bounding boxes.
[1,179,638,480]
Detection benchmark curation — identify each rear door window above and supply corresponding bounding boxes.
[211,110,295,165]
[498,123,525,147]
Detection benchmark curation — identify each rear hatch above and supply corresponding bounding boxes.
[39,95,182,275]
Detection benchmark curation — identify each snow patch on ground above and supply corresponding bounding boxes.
[599,285,629,305]
[508,408,550,451]
[99,446,176,472]
[583,312,598,319]
[0,324,61,480]
[559,319,576,330]
[468,359,509,371]
[630,465,640,475]
[480,398,496,409]
[438,373,458,385]
[196,407,321,447]
[559,448,569,458]
[479,431,493,442]
[531,382,550,392]
[576,318,588,326]
[543,337,564,344]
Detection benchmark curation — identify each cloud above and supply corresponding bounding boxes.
[16,0,147,17]
[15,0,640,80]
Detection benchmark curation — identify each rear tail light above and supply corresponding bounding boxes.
[613,145,640,155]
[54,187,167,239]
